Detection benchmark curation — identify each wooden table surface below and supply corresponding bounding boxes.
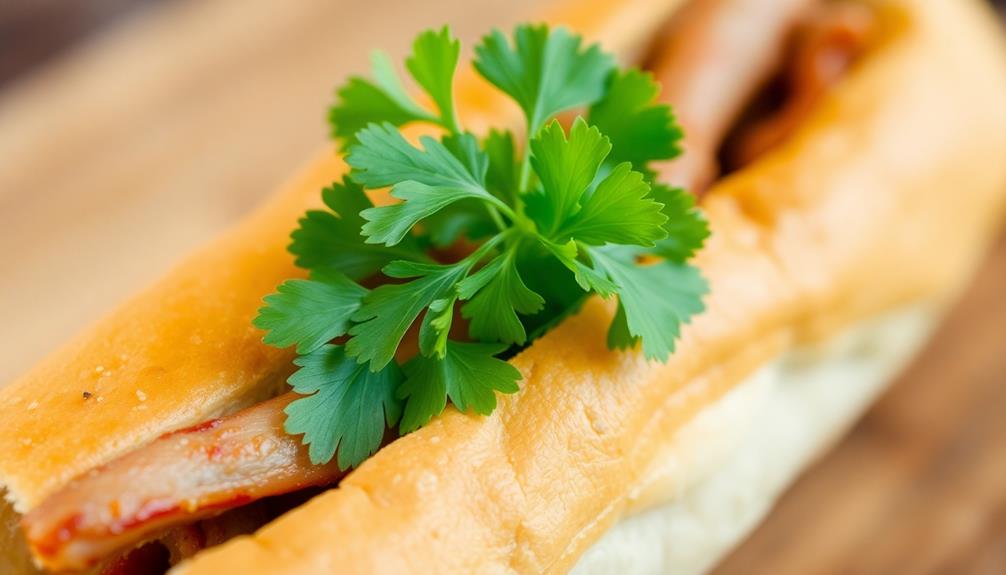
[1,1,1004,573]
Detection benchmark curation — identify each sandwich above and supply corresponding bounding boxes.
[2,0,1005,573]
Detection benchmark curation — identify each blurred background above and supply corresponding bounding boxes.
[0,0,1004,573]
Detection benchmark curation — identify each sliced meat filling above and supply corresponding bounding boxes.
[22,394,347,572]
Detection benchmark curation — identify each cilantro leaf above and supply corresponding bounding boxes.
[329,27,465,151]
[556,162,667,246]
[417,132,497,246]
[254,269,367,354]
[417,296,456,358]
[518,252,591,340]
[589,69,682,170]
[398,341,521,433]
[441,132,489,187]
[347,234,505,370]
[541,238,619,296]
[348,124,509,245]
[284,345,402,469]
[606,301,636,350]
[328,48,438,151]
[360,180,491,246]
[348,123,486,190]
[405,26,461,131]
[473,24,614,131]
[370,51,431,119]
[649,184,710,263]
[267,23,715,470]
[528,118,611,234]
[418,199,496,247]
[591,248,708,361]
[484,129,519,204]
[328,77,428,150]
[458,248,544,345]
[289,178,420,280]
[346,260,472,370]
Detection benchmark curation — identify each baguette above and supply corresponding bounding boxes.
[171,1,1006,572]
[2,0,1005,573]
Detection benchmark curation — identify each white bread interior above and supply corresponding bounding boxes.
[572,304,936,575]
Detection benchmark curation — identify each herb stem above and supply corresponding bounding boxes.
[485,205,507,231]
[517,125,534,196]
[484,195,517,222]
[464,228,511,264]
[440,103,462,135]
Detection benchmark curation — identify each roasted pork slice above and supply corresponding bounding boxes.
[22,394,345,572]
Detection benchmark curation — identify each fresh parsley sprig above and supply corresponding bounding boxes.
[255,24,710,470]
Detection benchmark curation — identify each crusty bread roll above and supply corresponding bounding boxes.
[3,0,1006,573]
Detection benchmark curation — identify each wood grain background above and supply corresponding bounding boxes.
[0,0,1003,573]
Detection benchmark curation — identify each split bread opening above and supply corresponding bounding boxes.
[2,0,1006,573]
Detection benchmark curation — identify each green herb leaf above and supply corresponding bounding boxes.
[458,248,544,345]
[360,180,488,246]
[370,51,432,119]
[417,296,456,358]
[289,177,419,280]
[328,77,428,150]
[348,123,486,191]
[398,341,521,433]
[329,28,466,151]
[556,162,667,246]
[589,69,682,170]
[606,301,636,350]
[483,129,519,204]
[649,184,710,263]
[405,26,461,131]
[254,269,367,354]
[591,248,708,361]
[518,252,591,339]
[418,199,496,247]
[348,124,508,245]
[284,345,402,469]
[541,239,619,296]
[441,132,489,179]
[528,118,611,234]
[473,24,614,131]
[346,260,472,370]
[270,23,712,470]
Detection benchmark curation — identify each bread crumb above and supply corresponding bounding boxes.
[27,400,39,411]
[96,396,105,403]
[136,390,147,402]
[95,365,105,373]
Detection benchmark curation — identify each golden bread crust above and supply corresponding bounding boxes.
[0,152,343,511]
